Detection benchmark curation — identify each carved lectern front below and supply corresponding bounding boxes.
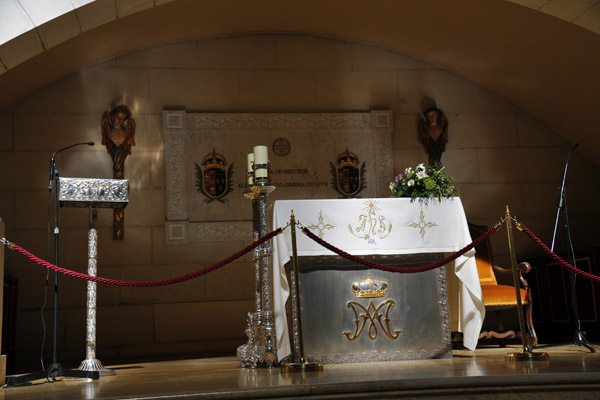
[58,177,129,375]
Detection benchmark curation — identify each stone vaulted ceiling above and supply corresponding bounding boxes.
[0,0,599,165]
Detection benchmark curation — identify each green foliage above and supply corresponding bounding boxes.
[389,163,459,203]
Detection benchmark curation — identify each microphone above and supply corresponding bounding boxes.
[48,142,95,191]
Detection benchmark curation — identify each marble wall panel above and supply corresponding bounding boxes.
[315,71,397,110]
[0,152,51,190]
[450,113,518,148]
[117,41,197,69]
[14,113,98,151]
[196,35,276,70]
[275,35,352,70]
[478,148,569,183]
[0,113,13,150]
[517,114,569,148]
[96,304,155,346]
[154,300,253,342]
[396,70,475,114]
[351,43,433,71]
[238,71,317,110]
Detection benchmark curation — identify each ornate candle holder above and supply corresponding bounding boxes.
[237,164,277,368]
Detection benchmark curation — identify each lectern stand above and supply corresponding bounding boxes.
[58,177,129,375]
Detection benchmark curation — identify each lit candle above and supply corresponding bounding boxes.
[247,153,254,185]
[253,145,268,182]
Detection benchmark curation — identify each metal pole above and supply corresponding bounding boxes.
[282,212,323,374]
[504,206,548,362]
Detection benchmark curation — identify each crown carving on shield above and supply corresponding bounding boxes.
[351,274,389,298]
[337,150,359,169]
[203,149,226,170]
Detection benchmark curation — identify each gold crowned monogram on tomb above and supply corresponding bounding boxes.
[344,274,401,341]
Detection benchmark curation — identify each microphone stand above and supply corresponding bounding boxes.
[550,144,595,353]
[6,142,99,386]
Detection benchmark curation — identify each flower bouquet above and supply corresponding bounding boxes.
[389,163,459,203]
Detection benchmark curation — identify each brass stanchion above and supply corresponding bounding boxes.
[504,206,549,362]
[281,211,323,374]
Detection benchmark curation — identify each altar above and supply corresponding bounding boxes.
[272,198,484,362]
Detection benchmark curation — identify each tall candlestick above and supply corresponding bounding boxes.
[253,145,268,183]
[247,153,254,185]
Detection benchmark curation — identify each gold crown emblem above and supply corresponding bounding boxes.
[337,150,359,169]
[351,274,389,298]
[203,149,226,170]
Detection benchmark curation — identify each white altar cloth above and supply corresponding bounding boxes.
[272,198,485,359]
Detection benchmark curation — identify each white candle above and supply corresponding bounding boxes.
[253,145,268,182]
[247,153,254,185]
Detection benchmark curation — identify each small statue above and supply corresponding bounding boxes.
[101,105,135,240]
[418,106,448,167]
[101,105,136,178]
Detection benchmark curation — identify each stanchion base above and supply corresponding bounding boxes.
[78,358,116,376]
[281,361,324,374]
[505,352,549,362]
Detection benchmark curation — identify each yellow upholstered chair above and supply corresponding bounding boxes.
[469,223,538,347]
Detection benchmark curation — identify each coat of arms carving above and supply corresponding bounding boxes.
[330,149,366,198]
[195,149,234,203]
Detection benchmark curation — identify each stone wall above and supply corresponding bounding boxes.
[0,34,598,371]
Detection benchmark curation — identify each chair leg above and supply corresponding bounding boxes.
[524,302,538,347]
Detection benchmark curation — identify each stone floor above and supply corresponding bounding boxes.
[2,343,600,399]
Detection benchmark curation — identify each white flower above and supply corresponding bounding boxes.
[389,182,395,190]
[416,170,428,179]
[416,163,425,171]
[404,167,413,174]
[407,179,415,187]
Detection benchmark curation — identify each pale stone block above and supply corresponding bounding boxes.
[396,70,475,113]
[118,264,208,305]
[117,42,197,69]
[561,181,600,218]
[17,0,74,26]
[441,149,480,184]
[238,71,317,111]
[37,11,81,50]
[116,0,154,18]
[126,189,165,227]
[58,150,114,180]
[60,68,150,114]
[451,113,518,148]
[275,35,351,70]
[4,83,63,113]
[196,35,276,70]
[154,300,253,342]
[15,309,68,352]
[393,149,429,175]
[76,0,117,32]
[574,3,600,34]
[471,86,518,113]
[0,30,44,69]
[14,190,47,230]
[351,43,430,71]
[14,113,98,151]
[149,150,165,188]
[64,226,153,267]
[0,191,14,228]
[95,305,154,346]
[517,114,568,148]
[521,183,562,218]
[132,114,164,151]
[458,183,523,221]
[0,152,50,190]
[541,0,598,22]
[478,148,567,183]
[62,307,87,351]
[0,0,35,45]
[0,113,13,150]
[392,113,421,149]
[148,70,240,112]
[152,227,251,265]
[315,71,397,111]
[203,261,254,301]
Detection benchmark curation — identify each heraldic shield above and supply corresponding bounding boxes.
[195,149,234,203]
[330,149,366,198]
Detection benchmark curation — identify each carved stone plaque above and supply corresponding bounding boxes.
[162,110,393,243]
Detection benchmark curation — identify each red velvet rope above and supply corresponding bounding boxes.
[519,225,600,282]
[4,229,282,287]
[301,225,499,273]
